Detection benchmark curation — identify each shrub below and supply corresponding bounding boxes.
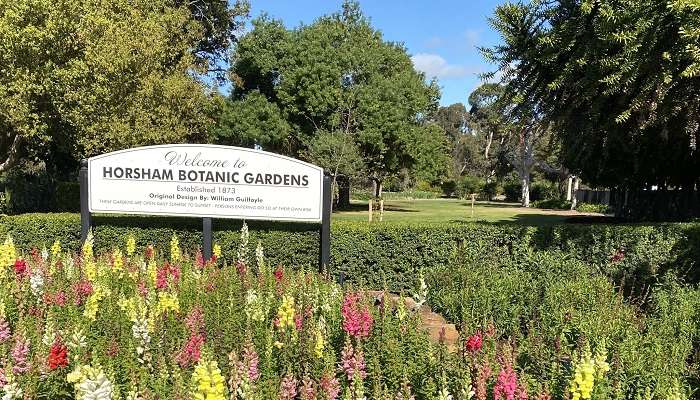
[577,202,611,214]
[530,180,560,201]
[503,180,522,202]
[531,198,572,210]
[426,248,700,397]
[483,180,501,200]
[1,213,699,291]
[455,175,484,199]
[440,179,457,197]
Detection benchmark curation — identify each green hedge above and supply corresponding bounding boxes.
[1,213,698,290]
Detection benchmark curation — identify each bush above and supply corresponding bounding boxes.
[577,202,611,214]
[455,175,484,199]
[1,213,699,292]
[531,198,572,210]
[530,180,560,201]
[440,179,457,197]
[503,180,522,202]
[427,248,700,397]
[483,180,501,200]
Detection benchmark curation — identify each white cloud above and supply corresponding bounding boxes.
[411,53,475,79]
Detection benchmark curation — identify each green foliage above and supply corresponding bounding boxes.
[0,0,242,175]
[486,0,700,191]
[2,213,699,293]
[228,2,444,184]
[529,180,559,201]
[576,203,611,214]
[503,180,522,202]
[531,198,572,210]
[210,91,290,151]
[455,175,484,199]
[427,248,700,398]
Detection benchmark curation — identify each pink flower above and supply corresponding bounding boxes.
[11,337,30,375]
[242,341,260,381]
[176,333,204,368]
[341,292,373,339]
[0,319,10,343]
[0,368,6,387]
[73,280,93,305]
[301,375,316,400]
[195,250,205,269]
[611,249,625,263]
[319,374,340,400]
[340,341,366,382]
[475,362,492,400]
[185,306,205,335]
[279,374,298,400]
[494,363,518,400]
[466,331,483,353]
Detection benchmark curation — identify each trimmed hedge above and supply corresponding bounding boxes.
[0,213,698,290]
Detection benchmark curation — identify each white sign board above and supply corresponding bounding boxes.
[88,145,324,222]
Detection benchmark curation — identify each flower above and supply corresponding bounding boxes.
[13,259,27,278]
[279,374,297,400]
[465,331,483,354]
[301,375,316,400]
[0,235,16,268]
[494,363,518,400]
[569,344,609,400]
[112,248,124,273]
[30,272,44,297]
[237,223,249,265]
[48,338,69,370]
[126,235,136,256]
[11,338,30,375]
[319,374,340,400]
[1,382,23,400]
[341,292,373,339]
[176,333,204,368]
[0,319,10,343]
[192,360,226,400]
[212,244,222,260]
[67,365,114,400]
[50,240,61,260]
[170,234,181,263]
[340,340,366,382]
[276,295,296,330]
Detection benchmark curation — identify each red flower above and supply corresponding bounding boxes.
[47,339,68,370]
[465,331,483,353]
[13,259,27,277]
[341,292,373,339]
[273,266,284,282]
[611,249,625,263]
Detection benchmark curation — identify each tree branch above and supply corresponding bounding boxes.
[0,135,22,174]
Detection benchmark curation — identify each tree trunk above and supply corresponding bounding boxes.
[372,178,382,198]
[570,177,580,210]
[566,176,573,201]
[521,172,530,207]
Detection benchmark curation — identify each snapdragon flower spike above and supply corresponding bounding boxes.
[11,337,30,375]
[340,341,367,382]
[279,374,298,400]
[341,292,373,339]
[47,338,69,370]
[465,330,483,353]
[0,319,10,343]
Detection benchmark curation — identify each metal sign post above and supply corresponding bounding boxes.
[79,160,91,242]
[319,175,331,272]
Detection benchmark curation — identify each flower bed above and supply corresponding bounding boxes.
[0,225,690,399]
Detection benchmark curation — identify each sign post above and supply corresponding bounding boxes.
[80,144,329,271]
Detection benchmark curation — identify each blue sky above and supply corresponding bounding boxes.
[244,0,506,106]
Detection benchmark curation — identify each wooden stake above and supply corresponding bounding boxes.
[470,193,476,218]
[368,199,373,222]
[379,199,384,222]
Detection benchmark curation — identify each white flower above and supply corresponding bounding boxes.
[1,382,23,400]
[41,247,49,261]
[69,328,87,352]
[78,371,113,400]
[237,222,249,264]
[412,272,428,310]
[255,240,265,272]
[30,273,44,297]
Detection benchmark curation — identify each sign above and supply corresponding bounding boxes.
[87,144,324,222]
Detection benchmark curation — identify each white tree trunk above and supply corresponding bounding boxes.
[566,176,573,201]
[521,173,530,207]
[570,177,580,210]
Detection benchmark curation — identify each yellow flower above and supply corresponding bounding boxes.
[0,235,16,269]
[276,295,295,330]
[126,235,136,257]
[112,248,124,273]
[213,243,222,259]
[50,240,61,260]
[147,258,157,287]
[83,286,108,321]
[569,344,610,400]
[156,292,180,316]
[192,360,226,400]
[170,234,181,263]
[314,329,325,358]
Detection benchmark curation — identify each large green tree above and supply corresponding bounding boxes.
[485,0,700,192]
[219,1,445,194]
[0,0,248,177]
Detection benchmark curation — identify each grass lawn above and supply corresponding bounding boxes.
[333,198,600,225]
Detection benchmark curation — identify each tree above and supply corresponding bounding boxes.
[0,0,248,177]
[226,1,444,196]
[485,0,700,194]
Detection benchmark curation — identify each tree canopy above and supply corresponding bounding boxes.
[218,1,446,187]
[0,0,248,177]
[485,0,700,190]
